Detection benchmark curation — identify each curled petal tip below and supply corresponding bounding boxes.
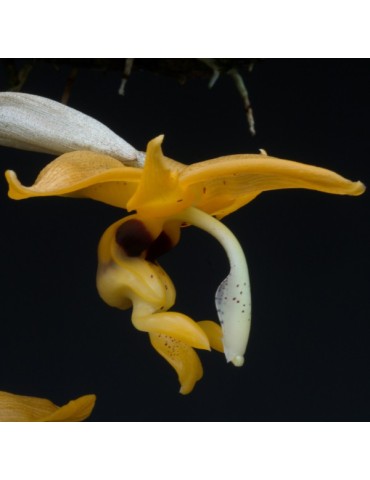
[42,393,96,422]
[354,181,366,196]
[149,333,203,395]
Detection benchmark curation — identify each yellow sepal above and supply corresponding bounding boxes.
[127,136,192,217]
[6,150,141,208]
[181,153,366,218]
[5,139,365,220]
[198,320,224,353]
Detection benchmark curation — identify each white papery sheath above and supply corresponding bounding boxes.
[0,92,145,167]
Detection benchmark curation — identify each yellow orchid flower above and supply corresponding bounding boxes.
[0,391,96,422]
[0,92,365,398]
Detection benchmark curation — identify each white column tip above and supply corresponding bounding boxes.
[231,355,245,367]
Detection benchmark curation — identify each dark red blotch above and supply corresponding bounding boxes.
[115,219,174,261]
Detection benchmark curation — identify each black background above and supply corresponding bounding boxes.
[0,59,369,421]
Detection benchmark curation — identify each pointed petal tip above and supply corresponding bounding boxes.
[147,134,165,151]
[353,181,366,196]
[198,320,224,353]
[149,332,203,395]
[179,384,194,395]
[341,179,365,197]
[42,393,96,422]
[5,169,26,200]
[5,169,16,180]
[193,329,211,351]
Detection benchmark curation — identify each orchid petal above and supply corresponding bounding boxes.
[149,322,223,394]
[198,320,224,353]
[97,217,210,349]
[6,150,141,208]
[181,153,365,218]
[132,310,210,350]
[97,218,175,310]
[149,333,203,394]
[0,391,96,422]
[97,254,210,349]
[4,133,364,218]
[0,92,145,166]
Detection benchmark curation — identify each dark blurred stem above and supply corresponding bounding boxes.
[229,68,256,136]
[118,59,134,96]
[61,67,79,104]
